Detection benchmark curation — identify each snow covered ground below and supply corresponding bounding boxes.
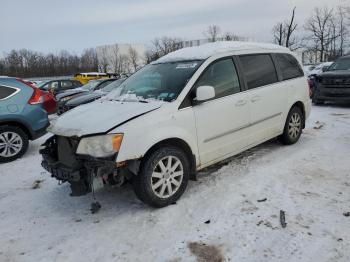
[1,105,349,262]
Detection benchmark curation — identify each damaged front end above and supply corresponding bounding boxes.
[40,135,134,197]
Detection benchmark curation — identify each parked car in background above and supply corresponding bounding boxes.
[74,72,118,84]
[0,77,51,162]
[313,55,350,104]
[37,79,82,95]
[303,64,317,76]
[41,42,311,208]
[307,62,333,97]
[308,62,333,76]
[61,78,126,114]
[56,78,117,114]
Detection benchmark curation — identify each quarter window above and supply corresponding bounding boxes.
[275,53,304,80]
[195,58,240,99]
[0,86,19,100]
[239,54,278,89]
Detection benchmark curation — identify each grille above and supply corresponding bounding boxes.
[57,136,81,168]
[322,77,350,88]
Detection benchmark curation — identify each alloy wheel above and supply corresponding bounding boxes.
[288,113,301,139]
[151,156,184,199]
[0,131,23,158]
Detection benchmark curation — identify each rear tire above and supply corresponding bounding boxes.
[133,146,190,208]
[0,125,29,163]
[279,107,304,145]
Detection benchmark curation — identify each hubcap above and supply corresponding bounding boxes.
[0,132,23,158]
[151,156,184,199]
[288,113,301,139]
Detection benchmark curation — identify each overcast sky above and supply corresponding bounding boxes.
[0,0,347,54]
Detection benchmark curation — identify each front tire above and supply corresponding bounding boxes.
[279,107,304,145]
[133,146,190,208]
[0,125,29,163]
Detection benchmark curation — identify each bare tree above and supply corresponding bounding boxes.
[285,7,297,48]
[81,48,98,72]
[97,46,110,72]
[272,7,298,49]
[305,7,335,62]
[223,32,242,41]
[128,45,139,72]
[204,25,221,42]
[109,44,120,73]
[145,36,183,63]
[272,23,285,46]
[337,6,349,57]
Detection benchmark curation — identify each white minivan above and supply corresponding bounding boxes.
[41,42,311,207]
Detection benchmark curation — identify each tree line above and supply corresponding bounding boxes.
[0,48,98,78]
[1,3,349,78]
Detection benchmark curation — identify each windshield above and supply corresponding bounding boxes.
[327,58,350,71]
[81,80,99,91]
[107,61,202,102]
[100,78,126,93]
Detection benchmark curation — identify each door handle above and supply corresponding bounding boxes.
[251,95,261,102]
[235,100,247,107]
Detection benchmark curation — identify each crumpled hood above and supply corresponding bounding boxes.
[49,100,163,137]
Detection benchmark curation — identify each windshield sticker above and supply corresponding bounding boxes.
[176,63,198,69]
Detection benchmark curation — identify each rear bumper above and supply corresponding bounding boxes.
[31,122,50,140]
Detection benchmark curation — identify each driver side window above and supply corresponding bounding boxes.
[195,58,240,100]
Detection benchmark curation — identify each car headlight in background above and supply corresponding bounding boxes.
[76,134,123,158]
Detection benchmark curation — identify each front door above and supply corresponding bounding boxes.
[192,58,251,166]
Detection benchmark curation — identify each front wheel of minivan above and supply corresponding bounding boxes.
[133,146,190,208]
[279,107,304,145]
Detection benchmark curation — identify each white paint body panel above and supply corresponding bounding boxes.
[49,42,311,171]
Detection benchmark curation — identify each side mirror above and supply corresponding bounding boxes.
[195,85,215,102]
[322,66,328,72]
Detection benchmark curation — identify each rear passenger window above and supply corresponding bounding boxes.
[239,54,278,89]
[195,58,240,99]
[0,86,19,100]
[275,53,304,80]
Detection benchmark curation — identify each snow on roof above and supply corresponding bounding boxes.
[155,41,289,63]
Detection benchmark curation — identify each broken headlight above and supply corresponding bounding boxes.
[76,134,123,158]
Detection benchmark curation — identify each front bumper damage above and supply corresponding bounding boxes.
[40,135,118,196]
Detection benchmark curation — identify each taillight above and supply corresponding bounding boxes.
[307,79,312,98]
[17,78,43,104]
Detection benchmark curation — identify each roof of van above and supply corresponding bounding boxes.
[155,41,290,63]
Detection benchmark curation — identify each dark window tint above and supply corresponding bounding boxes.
[275,53,303,80]
[195,58,240,99]
[239,54,278,89]
[60,80,74,89]
[0,86,18,99]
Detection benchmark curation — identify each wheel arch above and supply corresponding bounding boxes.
[141,138,197,179]
[0,120,32,139]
